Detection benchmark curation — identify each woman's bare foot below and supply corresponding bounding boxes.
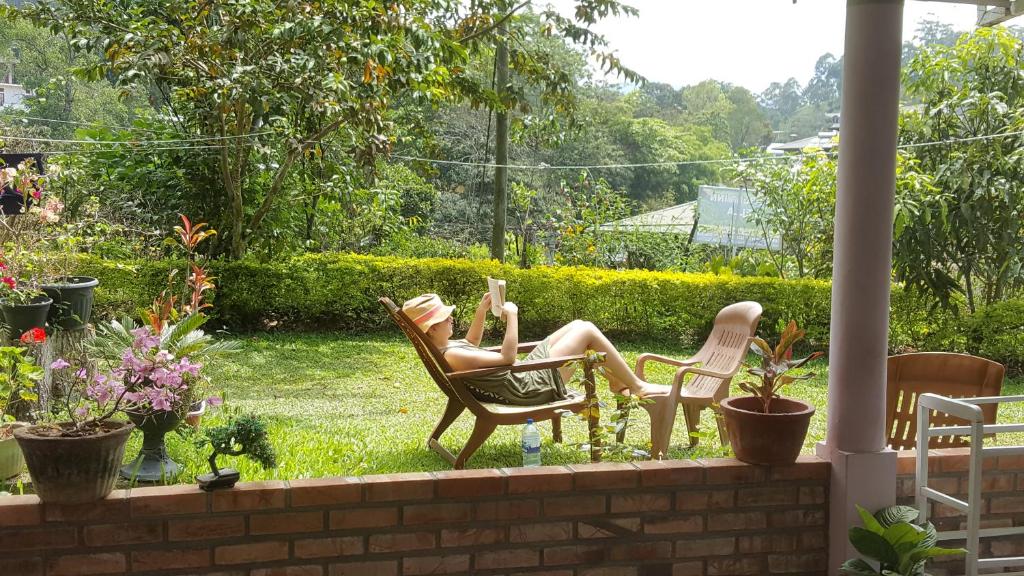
[632,381,671,398]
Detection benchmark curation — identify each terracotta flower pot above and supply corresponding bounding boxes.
[720,396,815,466]
[14,420,133,504]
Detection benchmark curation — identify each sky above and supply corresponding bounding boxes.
[546,0,981,93]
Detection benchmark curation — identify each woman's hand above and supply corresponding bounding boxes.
[502,302,518,318]
[476,292,492,313]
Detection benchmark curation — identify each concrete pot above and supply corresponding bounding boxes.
[720,396,815,466]
[0,423,27,479]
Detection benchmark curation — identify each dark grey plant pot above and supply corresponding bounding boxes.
[121,410,183,483]
[42,276,99,331]
[0,295,52,337]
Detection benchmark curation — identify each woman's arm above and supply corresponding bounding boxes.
[446,302,519,370]
[464,292,491,347]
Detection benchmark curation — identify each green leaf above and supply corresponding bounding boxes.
[849,527,899,566]
[840,558,881,576]
[882,522,924,549]
[857,505,885,535]
[875,506,919,528]
[908,546,966,564]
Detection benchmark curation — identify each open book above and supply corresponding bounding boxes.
[487,277,506,317]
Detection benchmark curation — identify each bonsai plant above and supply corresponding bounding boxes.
[0,342,41,479]
[719,320,823,465]
[196,414,276,491]
[842,505,964,576]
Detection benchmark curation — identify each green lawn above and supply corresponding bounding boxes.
[13,332,1023,489]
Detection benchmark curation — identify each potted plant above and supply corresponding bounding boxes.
[0,343,42,479]
[842,505,964,575]
[0,274,51,337]
[0,156,44,216]
[719,320,823,465]
[42,274,99,332]
[196,414,276,491]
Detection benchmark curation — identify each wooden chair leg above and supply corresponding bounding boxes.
[552,416,563,443]
[615,394,631,443]
[453,419,497,470]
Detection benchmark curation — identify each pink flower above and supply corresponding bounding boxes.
[50,358,71,370]
[75,406,89,419]
[1,277,15,290]
[75,367,88,379]
[206,396,223,407]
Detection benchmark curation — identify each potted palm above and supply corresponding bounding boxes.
[719,320,823,465]
[0,343,42,479]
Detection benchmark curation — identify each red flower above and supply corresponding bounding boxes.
[20,327,46,344]
[0,262,7,271]
[1,277,14,290]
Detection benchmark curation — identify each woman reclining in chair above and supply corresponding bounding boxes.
[403,293,669,406]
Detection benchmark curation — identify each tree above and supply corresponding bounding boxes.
[680,80,733,144]
[759,77,804,133]
[802,53,842,111]
[724,84,771,150]
[897,27,1024,312]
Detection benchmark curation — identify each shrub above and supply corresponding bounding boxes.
[967,299,1024,375]
[76,253,968,351]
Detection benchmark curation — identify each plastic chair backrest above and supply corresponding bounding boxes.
[886,352,1004,450]
[688,301,763,400]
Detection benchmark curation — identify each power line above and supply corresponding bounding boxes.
[1,131,272,145]
[1,115,162,133]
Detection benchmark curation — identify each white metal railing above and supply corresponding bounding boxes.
[916,394,1024,576]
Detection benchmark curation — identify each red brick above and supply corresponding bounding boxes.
[997,454,1024,470]
[168,516,245,541]
[369,532,436,553]
[737,534,797,553]
[896,450,918,474]
[991,539,1024,556]
[927,476,960,496]
[475,499,539,521]
[770,509,826,528]
[702,459,767,484]
[768,552,827,573]
[610,493,671,513]
[897,478,916,499]
[798,530,826,550]
[364,473,434,502]
[798,486,826,505]
[645,515,704,535]
[673,561,703,576]
[634,460,703,486]
[578,517,642,538]
[675,537,735,557]
[211,481,286,512]
[131,484,208,517]
[707,511,767,531]
[570,462,639,490]
[0,556,42,576]
[329,560,397,576]
[510,571,574,576]
[252,567,324,576]
[543,494,606,517]
[46,553,126,576]
[214,540,289,565]
[474,549,539,570]
[434,469,505,498]
[44,489,129,522]
[250,510,324,535]
[935,448,995,472]
[440,526,505,547]
[609,540,672,561]
[543,544,606,565]
[509,521,573,543]
[294,536,364,559]
[132,547,210,571]
[769,456,828,481]
[0,526,75,551]
[676,489,733,510]
[707,557,764,576]
[289,477,362,507]
[973,472,1014,493]
[0,494,40,526]
[579,568,637,576]
[504,466,574,494]
[989,495,1024,514]
[403,554,470,575]
[330,507,399,530]
[736,486,798,506]
[403,503,472,525]
[83,521,162,546]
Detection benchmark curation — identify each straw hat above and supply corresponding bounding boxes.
[402,294,455,331]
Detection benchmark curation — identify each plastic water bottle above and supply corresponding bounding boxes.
[521,419,541,467]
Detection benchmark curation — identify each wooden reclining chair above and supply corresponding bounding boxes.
[886,352,1004,450]
[635,301,763,459]
[380,297,601,469]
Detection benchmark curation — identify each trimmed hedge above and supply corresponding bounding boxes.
[967,299,1024,375]
[77,254,966,353]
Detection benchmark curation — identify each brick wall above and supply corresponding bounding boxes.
[0,457,829,576]
[896,448,1024,576]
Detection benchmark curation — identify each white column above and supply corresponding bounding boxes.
[816,1,904,573]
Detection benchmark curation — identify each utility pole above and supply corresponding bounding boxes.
[490,22,509,262]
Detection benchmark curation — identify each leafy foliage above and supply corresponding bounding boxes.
[0,345,41,422]
[841,505,964,576]
[199,413,277,475]
[739,321,823,413]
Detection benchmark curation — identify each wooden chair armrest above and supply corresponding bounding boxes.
[483,341,541,354]
[448,354,600,380]
[635,353,699,380]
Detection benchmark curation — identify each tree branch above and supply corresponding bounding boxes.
[458,1,530,44]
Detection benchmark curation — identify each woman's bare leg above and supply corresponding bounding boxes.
[548,322,668,397]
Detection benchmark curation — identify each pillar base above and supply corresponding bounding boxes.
[816,442,897,575]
